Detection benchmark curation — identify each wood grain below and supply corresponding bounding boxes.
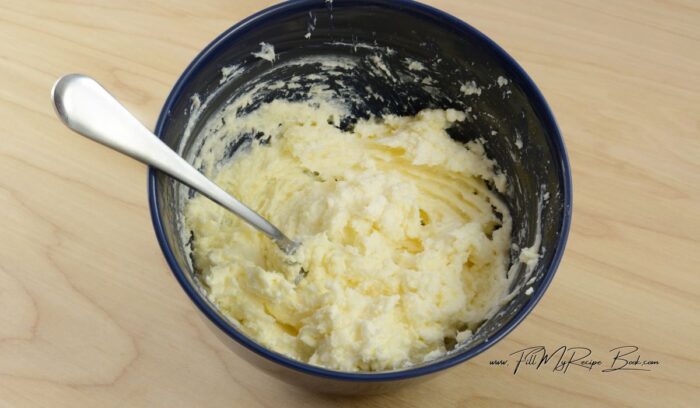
[0,1,698,406]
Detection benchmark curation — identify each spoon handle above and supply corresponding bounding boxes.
[51,74,297,253]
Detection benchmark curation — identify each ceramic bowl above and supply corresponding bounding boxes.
[148,0,572,394]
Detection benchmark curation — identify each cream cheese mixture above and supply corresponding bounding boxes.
[185,98,514,372]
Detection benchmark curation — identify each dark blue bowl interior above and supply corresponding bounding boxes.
[149,0,571,382]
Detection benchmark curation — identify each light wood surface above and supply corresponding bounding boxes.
[0,1,698,406]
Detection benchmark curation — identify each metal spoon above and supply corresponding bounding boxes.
[51,74,299,254]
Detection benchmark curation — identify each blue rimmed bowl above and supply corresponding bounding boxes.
[148,0,572,394]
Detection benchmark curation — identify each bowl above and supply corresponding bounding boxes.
[148,0,572,394]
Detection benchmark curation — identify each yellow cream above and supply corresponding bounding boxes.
[185,101,512,372]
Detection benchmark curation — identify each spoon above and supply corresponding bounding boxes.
[51,74,299,254]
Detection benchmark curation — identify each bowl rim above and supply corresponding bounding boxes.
[148,0,573,382]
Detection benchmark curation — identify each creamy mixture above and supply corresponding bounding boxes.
[185,99,514,372]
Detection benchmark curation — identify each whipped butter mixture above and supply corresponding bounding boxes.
[185,99,513,372]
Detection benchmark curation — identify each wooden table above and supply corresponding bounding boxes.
[1,1,698,406]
